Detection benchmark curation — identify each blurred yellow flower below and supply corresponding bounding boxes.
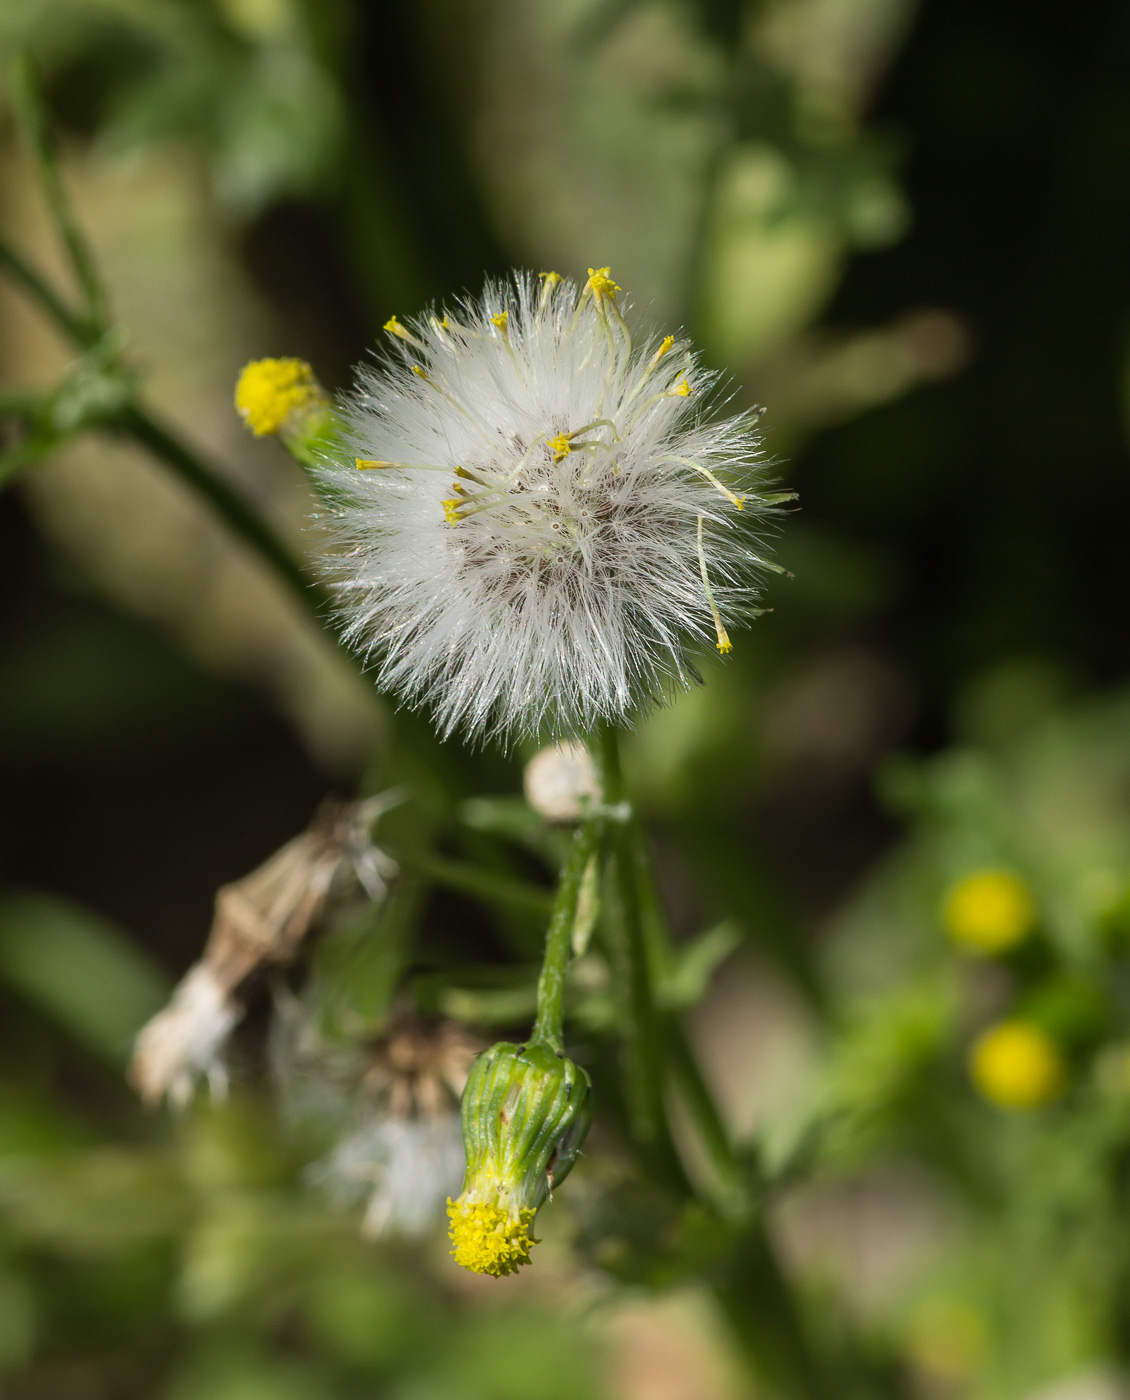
[943,869,1036,954]
[970,1021,1066,1109]
[235,357,324,436]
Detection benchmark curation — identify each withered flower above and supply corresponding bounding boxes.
[130,795,398,1108]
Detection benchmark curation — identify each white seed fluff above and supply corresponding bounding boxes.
[321,270,778,742]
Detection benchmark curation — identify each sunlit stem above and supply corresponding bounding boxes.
[506,431,549,484]
[665,456,746,510]
[531,810,604,1052]
[608,299,633,357]
[624,387,684,435]
[356,459,456,474]
[595,726,690,1191]
[697,515,732,655]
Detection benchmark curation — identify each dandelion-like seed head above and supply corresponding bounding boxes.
[323,270,780,743]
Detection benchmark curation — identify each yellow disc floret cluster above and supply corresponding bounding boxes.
[448,1198,537,1277]
[970,1021,1066,1109]
[235,357,323,436]
[943,869,1036,954]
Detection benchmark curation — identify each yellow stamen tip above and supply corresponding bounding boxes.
[384,315,412,340]
[717,637,733,655]
[448,1198,536,1277]
[657,335,674,358]
[356,458,378,470]
[548,433,572,460]
[539,271,563,286]
[672,379,691,397]
[735,496,746,511]
[412,365,428,379]
[234,358,322,437]
[490,311,509,331]
[584,266,621,304]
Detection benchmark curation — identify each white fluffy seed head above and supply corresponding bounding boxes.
[320,270,778,744]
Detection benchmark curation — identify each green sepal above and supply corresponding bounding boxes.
[460,1040,594,1210]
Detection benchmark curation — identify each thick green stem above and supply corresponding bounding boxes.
[667,1021,744,1204]
[595,725,688,1190]
[715,1221,828,1400]
[531,813,602,1051]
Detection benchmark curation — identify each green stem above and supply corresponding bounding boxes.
[714,1221,828,1400]
[11,58,109,334]
[114,405,323,616]
[531,813,602,1052]
[397,850,553,917]
[596,725,689,1191]
[0,234,95,347]
[0,227,326,623]
[667,1021,743,1205]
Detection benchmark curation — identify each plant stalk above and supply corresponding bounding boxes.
[595,724,688,1190]
[531,812,602,1052]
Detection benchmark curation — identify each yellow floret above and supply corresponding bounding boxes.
[235,358,321,437]
[944,870,1036,954]
[584,266,621,305]
[970,1021,1065,1109]
[448,1198,536,1277]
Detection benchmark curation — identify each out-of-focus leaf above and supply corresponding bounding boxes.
[0,892,169,1063]
[0,1148,187,1255]
[0,1269,35,1371]
[660,920,743,1009]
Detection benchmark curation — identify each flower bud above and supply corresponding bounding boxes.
[523,742,599,822]
[943,869,1036,955]
[234,357,336,468]
[448,1041,593,1276]
[970,1020,1066,1109]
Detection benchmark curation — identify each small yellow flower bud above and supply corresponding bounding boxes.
[234,358,325,437]
[970,1021,1066,1109]
[943,870,1036,954]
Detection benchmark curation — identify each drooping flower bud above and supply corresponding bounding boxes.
[448,1041,593,1276]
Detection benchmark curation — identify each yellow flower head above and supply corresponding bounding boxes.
[943,869,1036,954]
[447,1198,536,1277]
[235,358,324,437]
[970,1020,1066,1109]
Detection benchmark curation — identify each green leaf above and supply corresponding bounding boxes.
[0,892,170,1064]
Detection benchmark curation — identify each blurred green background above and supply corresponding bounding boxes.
[3,1,1130,1397]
